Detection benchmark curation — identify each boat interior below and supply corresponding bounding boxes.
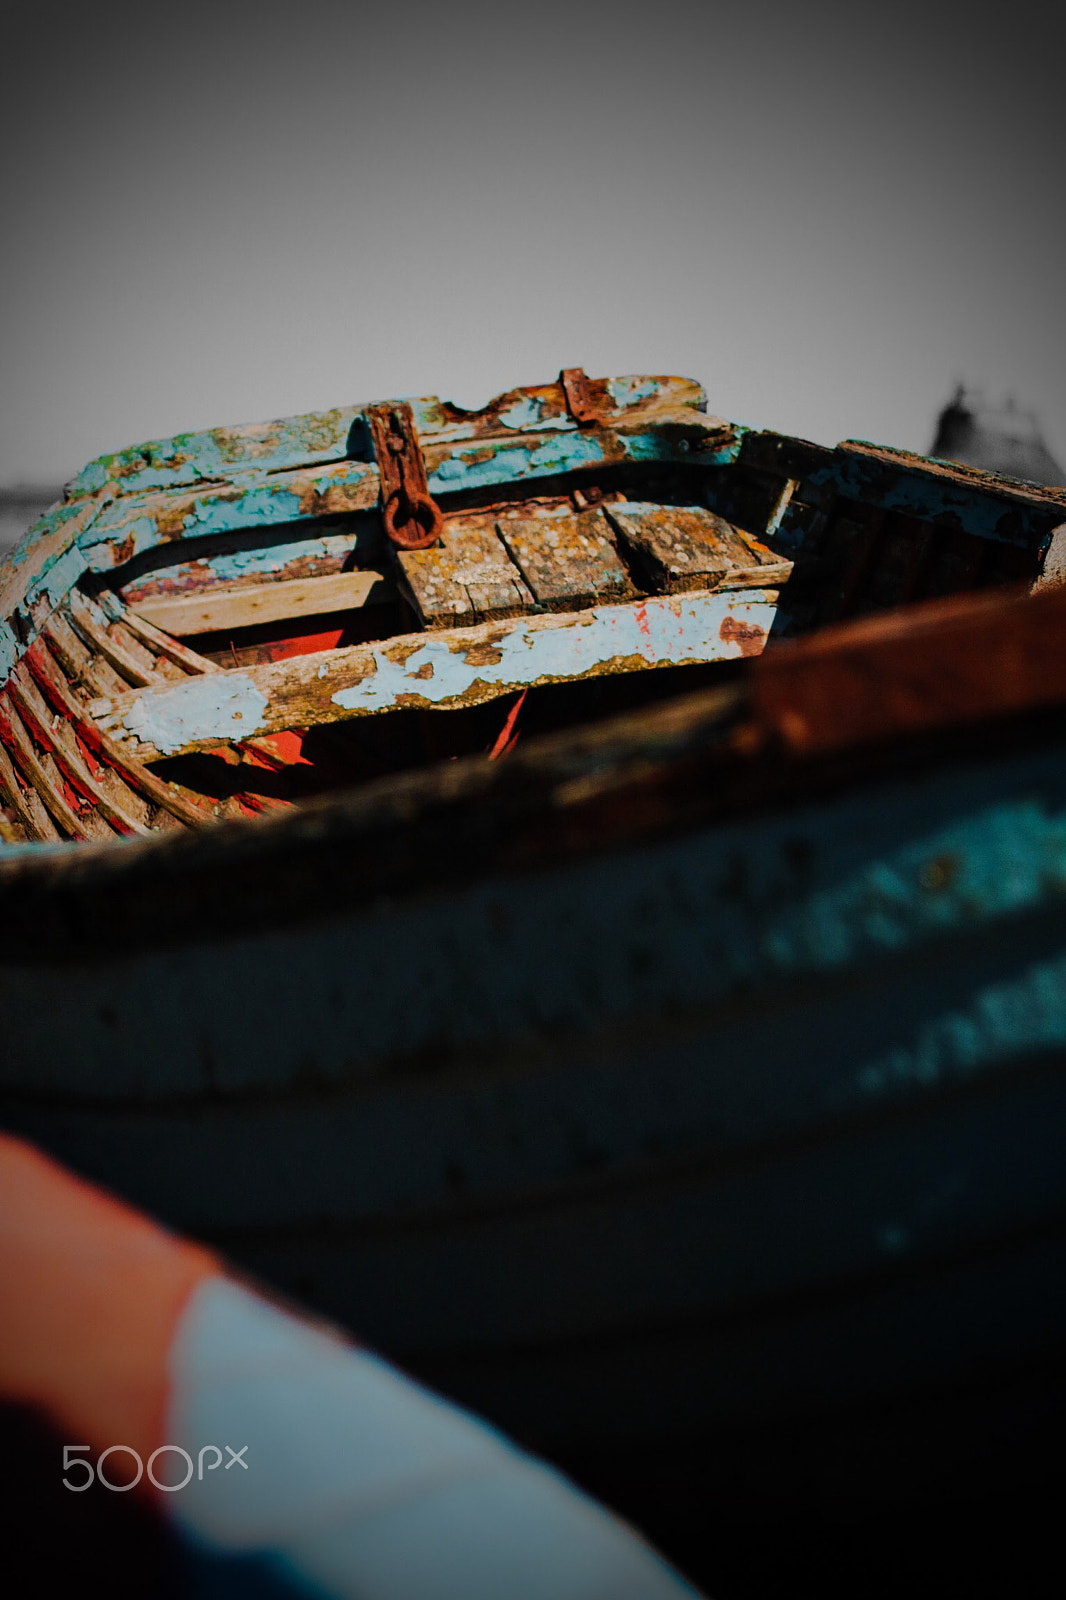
[0,371,1061,847]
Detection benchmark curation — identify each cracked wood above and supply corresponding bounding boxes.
[89,587,782,760]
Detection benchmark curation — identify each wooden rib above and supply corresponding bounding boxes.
[0,738,55,841]
[99,592,223,676]
[43,609,129,698]
[98,592,295,808]
[0,691,91,839]
[129,569,391,638]
[65,591,155,687]
[24,641,212,829]
[8,664,150,836]
[95,600,165,678]
[28,613,153,825]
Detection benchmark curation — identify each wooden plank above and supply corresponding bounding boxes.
[0,737,55,841]
[76,402,737,576]
[41,610,129,699]
[127,569,392,638]
[0,491,108,635]
[8,665,150,836]
[605,503,793,593]
[99,591,219,674]
[0,691,91,839]
[66,592,156,687]
[79,461,381,572]
[89,586,782,761]
[496,508,635,611]
[25,641,212,829]
[398,516,533,629]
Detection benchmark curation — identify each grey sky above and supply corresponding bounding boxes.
[2,1,1062,487]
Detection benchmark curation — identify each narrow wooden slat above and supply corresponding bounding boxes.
[496,508,635,611]
[100,592,297,806]
[8,665,150,836]
[732,525,797,581]
[127,569,392,638]
[105,608,168,677]
[89,586,782,761]
[81,747,153,830]
[398,515,533,628]
[0,691,91,839]
[100,592,223,675]
[65,591,155,687]
[27,608,154,825]
[24,641,212,829]
[0,738,55,841]
[43,609,128,698]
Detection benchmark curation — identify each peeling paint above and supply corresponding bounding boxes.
[67,406,362,499]
[331,590,778,714]
[608,377,659,408]
[498,398,544,430]
[79,466,378,571]
[120,672,269,754]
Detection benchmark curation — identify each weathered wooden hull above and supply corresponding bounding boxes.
[2,374,1066,1506]
[3,594,1066,1474]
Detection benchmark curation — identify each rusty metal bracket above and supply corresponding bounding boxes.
[366,402,443,550]
[560,368,604,428]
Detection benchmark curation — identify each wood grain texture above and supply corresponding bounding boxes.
[496,508,635,610]
[605,503,793,593]
[44,610,128,699]
[89,586,781,760]
[129,569,392,637]
[66,592,156,688]
[26,641,213,829]
[398,515,533,628]
[0,691,90,839]
[9,664,149,836]
[0,738,52,840]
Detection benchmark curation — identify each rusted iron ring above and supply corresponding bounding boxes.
[383,488,443,550]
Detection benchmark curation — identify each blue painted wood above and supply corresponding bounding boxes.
[3,726,1066,1457]
[3,374,1066,1480]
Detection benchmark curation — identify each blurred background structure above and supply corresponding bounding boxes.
[929,388,1065,486]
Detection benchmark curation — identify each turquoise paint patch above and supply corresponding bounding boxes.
[31,544,91,612]
[7,500,67,567]
[80,512,159,563]
[761,800,1066,977]
[331,590,778,713]
[808,458,1043,548]
[498,398,543,430]
[66,408,360,501]
[120,673,269,753]
[431,448,532,489]
[200,534,356,584]
[183,486,307,538]
[0,622,17,679]
[607,377,659,407]
[81,465,377,572]
[429,434,608,494]
[857,950,1066,1101]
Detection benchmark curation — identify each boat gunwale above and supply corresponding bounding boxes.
[2,580,1066,965]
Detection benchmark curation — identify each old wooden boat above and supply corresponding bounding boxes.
[0,368,1061,844]
[1,373,1066,1575]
